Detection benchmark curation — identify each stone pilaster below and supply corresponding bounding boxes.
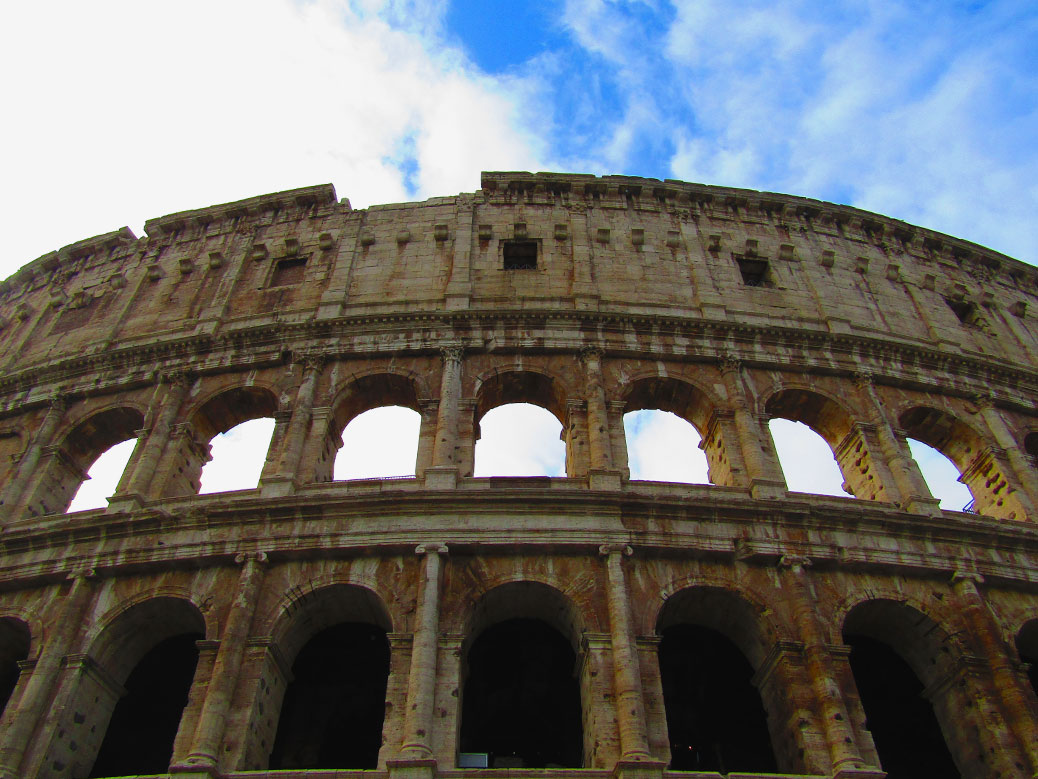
[179,552,267,774]
[719,356,785,498]
[2,396,66,518]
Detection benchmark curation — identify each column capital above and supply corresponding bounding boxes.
[439,345,464,364]
[951,569,985,589]
[415,542,449,557]
[852,371,874,390]
[234,550,269,566]
[599,543,633,558]
[579,345,604,364]
[160,369,193,389]
[718,352,742,374]
[777,554,813,572]
[294,352,326,372]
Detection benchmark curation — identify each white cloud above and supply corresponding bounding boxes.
[334,406,421,479]
[0,0,548,279]
[200,418,276,494]
[474,403,566,477]
[624,410,708,483]
[768,419,850,497]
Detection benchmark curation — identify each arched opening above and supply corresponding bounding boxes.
[474,371,569,478]
[474,403,565,477]
[333,406,421,479]
[656,588,778,773]
[842,600,962,778]
[265,584,394,771]
[624,411,708,483]
[1015,620,1038,698]
[900,406,1026,519]
[67,438,137,512]
[765,389,884,500]
[89,633,201,778]
[30,407,143,516]
[46,597,206,778]
[199,417,275,493]
[317,373,424,482]
[905,438,973,511]
[768,419,850,497]
[460,618,582,767]
[1024,432,1038,461]
[270,623,390,769]
[622,377,721,485]
[460,581,585,768]
[0,617,30,717]
[164,386,278,497]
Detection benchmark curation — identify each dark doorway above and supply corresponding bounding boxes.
[659,624,776,772]
[89,632,201,777]
[460,618,582,768]
[846,635,960,779]
[270,622,390,769]
[0,619,30,716]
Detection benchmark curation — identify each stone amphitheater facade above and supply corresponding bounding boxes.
[0,171,1036,779]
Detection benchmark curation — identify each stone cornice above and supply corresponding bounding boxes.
[0,308,1034,419]
[2,482,1038,591]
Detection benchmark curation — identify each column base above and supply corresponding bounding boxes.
[424,467,458,490]
[831,768,887,779]
[169,760,220,778]
[612,758,667,779]
[105,492,146,513]
[904,494,943,517]
[258,476,297,498]
[387,757,438,779]
[589,469,623,491]
[749,478,787,499]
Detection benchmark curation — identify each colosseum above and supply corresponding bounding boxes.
[0,171,1036,779]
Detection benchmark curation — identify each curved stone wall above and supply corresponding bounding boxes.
[0,172,1036,778]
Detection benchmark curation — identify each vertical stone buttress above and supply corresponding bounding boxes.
[397,543,448,762]
[269,355,323,484]
[951,571,1038,773]
[600,545,653,762]
[119,371,191,501]
[973,394,1038,517]
[582,348,613,472]
[778,556,873,775]
[430,348,463,483]
[182,552,268,771]
[854,373,942,516]
[1,397,65,517]
[718,356,786,498]
[0,572,97,778]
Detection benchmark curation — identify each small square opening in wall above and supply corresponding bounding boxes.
[503,240,538,270]
[269,256,307,287]
[945,297,979,326]
[737,257,770,287]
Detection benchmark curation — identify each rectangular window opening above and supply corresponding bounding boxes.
[503,240,538,270]
[737,257,770,287]
[945,297,978,326]
[269,256,308,287]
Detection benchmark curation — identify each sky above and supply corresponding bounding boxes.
[2,0,1019,512]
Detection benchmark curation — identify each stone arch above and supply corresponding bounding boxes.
[472,367,572,476]
[1024,431,1038,461]
[654,585,780,773]
[458,580,586,768]
[263,583,393,771]
[840,598,966,776]
[161,384,280,497]
[900,404,1026,519]
[764,386,888,501]
[1015,618,1038,698]
[0,616,31,720]
[620,375,721,484]
[27,404,145,515]
[316,371,426,482]
[45,595,206,778]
